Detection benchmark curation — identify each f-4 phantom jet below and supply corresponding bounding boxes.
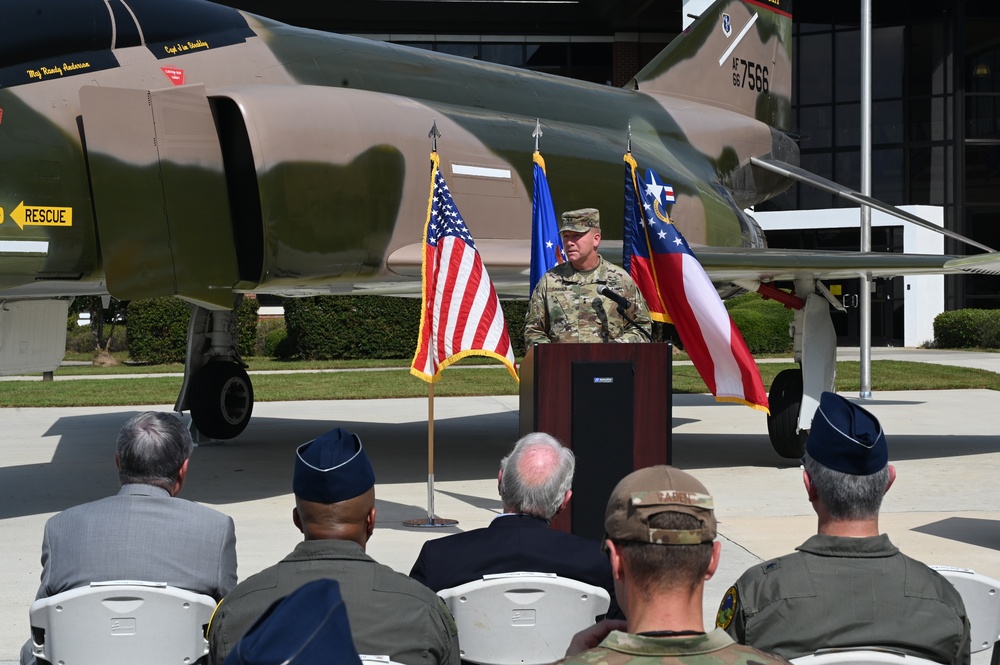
[1,0,997,455]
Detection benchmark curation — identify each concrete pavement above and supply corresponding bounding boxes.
[1,351,999,663]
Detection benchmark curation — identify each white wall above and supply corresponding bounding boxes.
[753,206,944,347]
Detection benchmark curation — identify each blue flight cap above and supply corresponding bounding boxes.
[293,427,375,503]
[223,579,361,665]
[807,392,888,475]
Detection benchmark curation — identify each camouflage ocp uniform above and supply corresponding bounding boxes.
[556,628,790,665]
[524,256,651,346]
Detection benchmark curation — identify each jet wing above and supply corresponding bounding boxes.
[693,246,1000,283]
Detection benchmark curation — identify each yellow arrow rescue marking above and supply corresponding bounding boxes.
[8,202,72,230]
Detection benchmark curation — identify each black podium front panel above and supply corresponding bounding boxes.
[570,360,635,542]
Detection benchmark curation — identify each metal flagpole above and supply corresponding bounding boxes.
[404,122,457,529]
[859,0,873,399]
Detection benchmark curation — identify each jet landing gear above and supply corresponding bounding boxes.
[766,368,808,459]
[190,361,254,440]
[176,300,255,441]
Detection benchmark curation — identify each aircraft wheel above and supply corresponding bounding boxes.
[766,368,808,459]
[190,362,254,440]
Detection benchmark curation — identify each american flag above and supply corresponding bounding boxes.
[623,152,768,412]
[411,153,519,383]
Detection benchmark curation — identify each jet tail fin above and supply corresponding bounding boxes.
[630,0,792,132]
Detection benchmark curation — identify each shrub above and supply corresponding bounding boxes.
[284,296,421,360]
[126,298,191,364]
[725,292,795,354]
[265,327,294,358]
[283,295,529,361]
[235,297,259,357]
[501,300,529,359]
[256,318,286,356]
[934,309,1000,349]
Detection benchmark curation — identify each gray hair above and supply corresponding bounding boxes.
[499,432,575,520]
[117,412,193,490]
[803,452,891,521]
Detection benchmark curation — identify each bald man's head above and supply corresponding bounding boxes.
[498,433,575,520]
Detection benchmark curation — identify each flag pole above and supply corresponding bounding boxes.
[427,382,435,520]
[404,121,457,529]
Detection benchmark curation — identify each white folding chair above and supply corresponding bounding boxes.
[29,580,216,665]
[930,565,1000,655]
[437,571,610,665]
[791,647,946,665]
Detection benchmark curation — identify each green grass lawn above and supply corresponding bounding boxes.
[1,357,996,408]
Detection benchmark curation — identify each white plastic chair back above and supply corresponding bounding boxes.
[29,581,216,665]
[437,572,610,665]
[791,648,947,665]
[930,565,1000,653]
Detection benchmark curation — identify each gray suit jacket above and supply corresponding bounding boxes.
[36,483,237,601]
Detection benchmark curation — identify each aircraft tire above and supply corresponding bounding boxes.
[190,361,254,440]
[766,368,808,459]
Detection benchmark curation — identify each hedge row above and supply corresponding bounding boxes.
[280,296,529,360]
[118,293,799,362]
[933,309,1000,349]
[112,293,1000,363]
[126,297,259,364]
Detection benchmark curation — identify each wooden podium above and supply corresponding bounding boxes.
[519,343,672,541]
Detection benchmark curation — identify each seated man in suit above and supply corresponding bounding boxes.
[208,427,459,665]
[21,411,238,665]
[409,432,617,615]
[718,392,970,664]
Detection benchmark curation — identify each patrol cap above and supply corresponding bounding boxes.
[604,465,716,545]
[807,391,888,475]
[559,208,601,234]
[223,579,361,665]
[293,427,375,503]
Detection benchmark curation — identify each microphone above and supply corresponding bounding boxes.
[598,285,632,311]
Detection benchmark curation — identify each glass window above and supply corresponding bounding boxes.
[908,23,948,97]
[966,207,1000,250]
[436,43,479,59]
[800,106,833,149]
[908,97,947,143]
[835,149,861,194]
[871,26,904,99]
[908,146,947,205]
[525,42,567,76]
[836,103,861,147]
[873,100,904,144]
[799,33,832,104]
[835,29,860,103]
[395,42,433,51]
[965,145,1000,204]
[872,148,904,203]
[966,95,1000,140]
[800,152,835,209]
[568,43,613,85]
[481,44,524,68]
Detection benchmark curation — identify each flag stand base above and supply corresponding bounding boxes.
[403,517,458,528]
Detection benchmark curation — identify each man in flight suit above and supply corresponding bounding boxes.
[717,392,970,664]
[207,427,459,665]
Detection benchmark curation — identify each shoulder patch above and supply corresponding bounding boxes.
[716,585,737,629]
